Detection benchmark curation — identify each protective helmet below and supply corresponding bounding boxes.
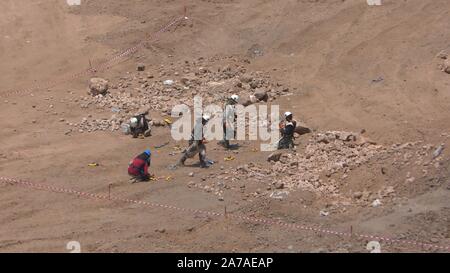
[231,94,239,103]
[130,117,138,128]
[284,112,293,118]
[144,149,151,156]
[202,114,211,122]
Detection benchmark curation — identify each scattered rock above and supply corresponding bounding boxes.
[155,228,166,233]
[372,199,382,207]
[320,210,329,217]
[267,152,283,162]
[240,74,253,83]
[436,50,448,60]
[432,144,444,159]
[137,63,146,71]
[353,192,363,199]
[270,191,289,200]
[186,227,195,232]
[406,177,415,183]
[337,132,356,141]
[247,44,264,58]
[274,181,284,189]
[443,59,450,74]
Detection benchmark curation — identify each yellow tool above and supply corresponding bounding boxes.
[224,156,235,161]
[164,118,173,125]
[150,176,158,181]
[88,163,99,167]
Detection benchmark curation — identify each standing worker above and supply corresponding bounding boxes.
[128,149,152,183]
[177,114,211,168]
[278,112,297,150]
[220,94,239,149]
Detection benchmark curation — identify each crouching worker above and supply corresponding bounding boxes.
[129,113,151,139]
[177,115,211,168]
[128,149,152,183]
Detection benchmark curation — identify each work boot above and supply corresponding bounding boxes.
[177,155,187,166]
[144,129,152,137]
[200,161,210,168]
[130,177,138,184]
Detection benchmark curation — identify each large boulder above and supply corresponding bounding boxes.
[295,125,312,136]
[89,78,109,96]
[240,95,256,107]
[254,88,269,102]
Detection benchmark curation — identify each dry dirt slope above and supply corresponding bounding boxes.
[0,0,449,252]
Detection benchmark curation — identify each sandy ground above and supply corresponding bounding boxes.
[0,0,449,253]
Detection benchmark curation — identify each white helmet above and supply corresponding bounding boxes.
[202,114,211,122]
[130,117,138,128]
[231,94,239,102]
[284,112,293,118]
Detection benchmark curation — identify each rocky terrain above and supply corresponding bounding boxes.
[66,56,290,135]
[0,0,449,253]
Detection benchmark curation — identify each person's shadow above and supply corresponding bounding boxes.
[226,143,240,150]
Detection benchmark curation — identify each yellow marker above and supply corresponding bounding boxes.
[173,145,182,151]
[164,118,173,125]
[165,176,172,181]
[88,163,99,167]
[224,156,235,161]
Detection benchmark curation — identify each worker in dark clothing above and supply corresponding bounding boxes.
[129,113,151,139]
[177,114,211,168]
[128,149,152,183]
[278,112,297,150]
[219,94,239,149]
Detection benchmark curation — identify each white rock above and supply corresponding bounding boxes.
[163,80,174,85]
[372,199,382,207]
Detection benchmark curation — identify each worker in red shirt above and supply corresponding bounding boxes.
[128,149,151,183]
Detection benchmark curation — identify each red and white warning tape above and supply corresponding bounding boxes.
[0,176,448,252]
[0,15,187,98]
